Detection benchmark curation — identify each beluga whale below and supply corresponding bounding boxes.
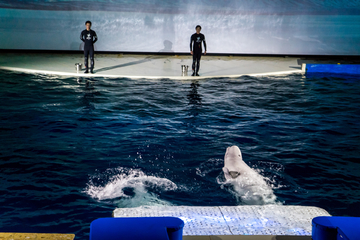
[222,146,278,205]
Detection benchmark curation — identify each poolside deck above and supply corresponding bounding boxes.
[0,205,329,239]
[113,205,330,236]
[0,233,311,240]
[0,233,75,239]
[183,236,311,240]
[0,53,302,79]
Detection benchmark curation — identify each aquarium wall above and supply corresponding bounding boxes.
[0,0,359,55]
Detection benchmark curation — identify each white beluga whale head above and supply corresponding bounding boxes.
[223,146,251,180]
[222,146,278,205]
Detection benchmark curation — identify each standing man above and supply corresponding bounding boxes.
[190,25,207,76]
[80,21,98,74]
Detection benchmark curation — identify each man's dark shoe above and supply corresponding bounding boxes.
[90,69,94,74]
[196,73,200,76]
[84,69,89,74]
[191,72,195,76]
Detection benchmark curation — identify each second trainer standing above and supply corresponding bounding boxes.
[190,25,207,76]
[80,21,98,74]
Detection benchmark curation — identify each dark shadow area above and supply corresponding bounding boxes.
[275,236,312,240]
[158,40,174,53]
[94,56,157,73]
[2,49,360,60]
[289,66,302,69]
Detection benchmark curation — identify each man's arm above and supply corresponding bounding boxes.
[80,31,85,42]
[93,31,98,44]
[190,35,193,52]
[203,36,207,53]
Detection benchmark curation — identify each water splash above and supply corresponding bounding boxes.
[85,167,177,207]
[217,169,280,205]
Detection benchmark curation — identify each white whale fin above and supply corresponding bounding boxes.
[222,167,231,180]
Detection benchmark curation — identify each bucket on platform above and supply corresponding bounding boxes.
[181,65,189,76]
[75,63,82,73]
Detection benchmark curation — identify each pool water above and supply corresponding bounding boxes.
[0,71,359,239]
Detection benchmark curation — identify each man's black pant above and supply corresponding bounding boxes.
[192,51,202,73]
[84,47,94,70]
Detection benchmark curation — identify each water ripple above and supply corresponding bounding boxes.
[0,71,359,238]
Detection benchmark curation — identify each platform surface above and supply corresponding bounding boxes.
[0,53,302,79]
[0,233,75,240]
[113,205,331,236]
[183,236,312,240]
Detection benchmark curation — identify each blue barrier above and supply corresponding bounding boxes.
[312,216,360,240]
[90,217,184,240]
[305,64,360,75]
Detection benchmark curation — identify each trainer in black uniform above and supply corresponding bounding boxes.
[190,25,207,76]
[80,21,98,74]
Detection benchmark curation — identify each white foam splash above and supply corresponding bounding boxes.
[85,167,177,207]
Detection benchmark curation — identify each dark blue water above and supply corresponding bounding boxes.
[0,71,359,239]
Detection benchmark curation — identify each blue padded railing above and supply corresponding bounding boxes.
[90,217,184,240]
[312,216,360,240]
[306,64,360,75]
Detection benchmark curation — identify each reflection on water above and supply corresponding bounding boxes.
[187,80,202,106]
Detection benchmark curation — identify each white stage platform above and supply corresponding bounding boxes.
[0,53,302,79]
[113,205,330,236]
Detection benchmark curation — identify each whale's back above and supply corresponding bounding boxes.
[222,146,278,205]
